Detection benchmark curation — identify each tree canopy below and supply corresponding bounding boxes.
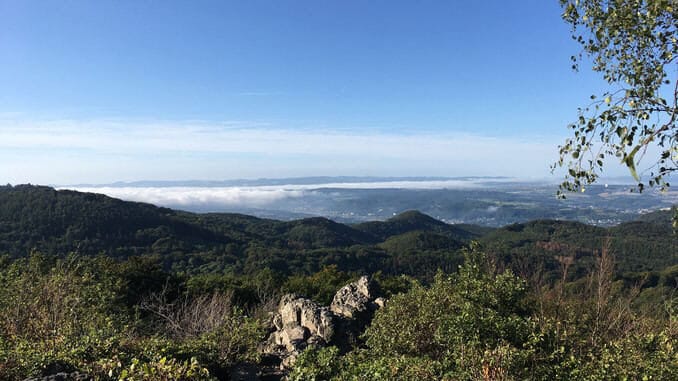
[554,0,677,194]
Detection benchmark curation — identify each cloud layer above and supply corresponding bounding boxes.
[66,186,305,207]
[62,179,499,208]
[1,118,565,184]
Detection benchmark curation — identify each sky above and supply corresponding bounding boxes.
[0,0,629,184]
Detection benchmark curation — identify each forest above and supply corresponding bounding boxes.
[0,185,675,380]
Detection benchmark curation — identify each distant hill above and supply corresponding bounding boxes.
[280,217,378,249]
[0,185,674,281]
[636,208,674,225]
[182,213,377,248]
[0,185,229,258]
[354,210,487,241]
[480,216,676,281]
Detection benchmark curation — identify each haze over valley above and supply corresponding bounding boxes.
[62,176,677,226]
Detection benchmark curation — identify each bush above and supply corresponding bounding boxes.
[98,355,214,380]
[0,253,267,379]
[288,346,342,381]
[0,253,126,379]
[282,265,355,304]
[364,246,532,379]
[139,289,266,371]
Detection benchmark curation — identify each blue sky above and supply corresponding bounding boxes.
[0,0,623,184]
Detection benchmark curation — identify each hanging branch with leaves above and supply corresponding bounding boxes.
[553,0,677,195]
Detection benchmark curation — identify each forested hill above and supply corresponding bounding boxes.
[0,185,675,279]
[481,215,676,280]
[0,184,232,258]
[353,210,492,241]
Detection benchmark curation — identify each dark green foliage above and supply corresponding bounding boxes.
[354,210,482,242]
[378,231,465,280]
[283,217,378,248]
[183,268,287,309]
[371,272,416,298]
[0,185,229,259]
[1,186,673,286]
[379,230,464,254]
[482,217,676,281]
[116,255,182,307]
[637,208,674,225]
[282,265,356,305]
[288,346,342,381]
[0,186,474,277]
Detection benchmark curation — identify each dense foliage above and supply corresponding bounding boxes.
[0,185,674,281]
[0,185,675,379]
[0,253,266,380]
[289,247,677,381]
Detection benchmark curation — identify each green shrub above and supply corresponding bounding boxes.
[364,245,532,379]
[338,351,445,381]
[98,355,214,380]
[288,346,342,381]
[0,253,127,379]
[282,265,355,304]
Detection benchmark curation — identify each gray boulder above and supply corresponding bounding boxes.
[262,294,335,367]
[330,276,380,320]
[262,276,384,370]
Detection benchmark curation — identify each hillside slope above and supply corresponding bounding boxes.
[0,185,230,258]
[0,185,674,280]
[354,210,487,241]
[480,217,676,280]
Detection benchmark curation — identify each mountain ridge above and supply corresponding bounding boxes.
[0,185,674,279]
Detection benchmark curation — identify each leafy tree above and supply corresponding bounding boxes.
[282,265,355,305]
[360,246,534,379]
[554,0,677,195]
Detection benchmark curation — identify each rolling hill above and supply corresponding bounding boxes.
[0,185,674,281]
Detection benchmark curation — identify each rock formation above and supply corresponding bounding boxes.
[262,294,334,368]
[331,275,384,320]
[262,276,384,369]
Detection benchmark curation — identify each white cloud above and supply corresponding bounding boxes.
[64,186,305,207]
[60,179,501,209]
[0,118,556,158]
[0,118,570,184]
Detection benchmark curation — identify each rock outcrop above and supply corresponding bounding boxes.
[262,276,384,369]
[331,276,384,320]
[262,294,335,368]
